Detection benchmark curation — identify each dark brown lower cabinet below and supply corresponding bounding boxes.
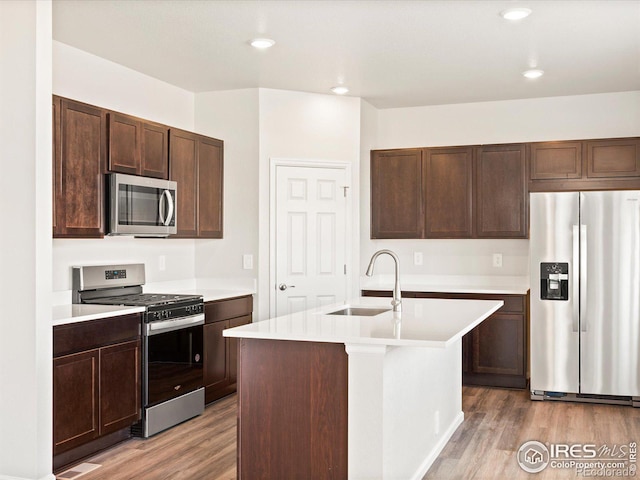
[53,314,141,472]
[204,295,253,404]
[100,341,141,435]
[53,350,100,454]
[362,290,530,389]
[237,339,348,480]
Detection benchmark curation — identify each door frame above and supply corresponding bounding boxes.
[269,158,353,318]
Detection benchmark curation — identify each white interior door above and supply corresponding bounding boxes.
[275,164,348,316]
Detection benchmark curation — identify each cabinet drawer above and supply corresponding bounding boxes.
[205,295,253,323]
[54,314,141,357]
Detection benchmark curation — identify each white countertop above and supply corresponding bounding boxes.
[52,287,254,326]
[52,304,146,326]
[223,296,502,348]
[361,274,530,295]
[175,288,254,303]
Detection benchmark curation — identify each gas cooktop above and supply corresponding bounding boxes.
[83,293,202,307]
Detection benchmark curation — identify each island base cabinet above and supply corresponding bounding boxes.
[417,292,528,389]
[237,339,348,480]
[362,290,530,389]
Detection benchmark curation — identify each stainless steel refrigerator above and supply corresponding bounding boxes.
[530,191,640,406]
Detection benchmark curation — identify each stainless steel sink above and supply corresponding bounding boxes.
[327,307,390,316]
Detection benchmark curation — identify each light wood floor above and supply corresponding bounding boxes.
[65,386,640,480]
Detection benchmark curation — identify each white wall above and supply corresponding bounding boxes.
[257,89,361,320]
[52,41,197,291]
[0,1,54,479]
[378,91,640,147]
[361,91,640,278]
[194,88,260,291]
[53,41,194,130]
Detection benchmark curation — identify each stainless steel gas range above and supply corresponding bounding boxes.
[72,263,205,437]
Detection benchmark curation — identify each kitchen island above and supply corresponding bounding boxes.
[223,296,502,480]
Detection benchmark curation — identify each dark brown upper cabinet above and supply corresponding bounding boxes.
[169,129,224,238]
[586,138,640,178]
[371,144,527,239]
[107,112,169,179]
[530,141,582,180]
[53,96,106,238]
[475,144,527,238]
[52,95,226,240]
[197,136,224,238]
[371,148,424,239]
[424,147,474,238]
[530,137,640,191]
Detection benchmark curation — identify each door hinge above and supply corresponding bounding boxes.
[344,264,347,275]
[342,186,349,197]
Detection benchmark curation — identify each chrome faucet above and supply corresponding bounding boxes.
[366,249,402,313]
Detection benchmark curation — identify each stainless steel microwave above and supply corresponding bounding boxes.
[108,173,177,237]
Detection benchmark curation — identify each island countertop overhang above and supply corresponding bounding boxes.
[223,296,503,348]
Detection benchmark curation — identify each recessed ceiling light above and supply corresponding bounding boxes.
[523,69,544,79]
[250,38,275,49]
[500,7,532,20]
[330,86,349,95]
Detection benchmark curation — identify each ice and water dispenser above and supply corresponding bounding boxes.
[540,263,569,300]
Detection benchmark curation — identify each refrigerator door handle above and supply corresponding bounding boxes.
[580,224,588,332]
[572,225,580,332]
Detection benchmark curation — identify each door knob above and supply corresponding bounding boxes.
[278,283,296,291]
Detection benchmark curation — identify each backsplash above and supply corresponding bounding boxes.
[360,239,529,277]
[52,237,196,291]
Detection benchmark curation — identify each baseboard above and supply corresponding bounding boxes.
[410,411,465,480]
[0,473,55,480]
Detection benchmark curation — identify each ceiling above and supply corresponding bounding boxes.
[52,0,640,109]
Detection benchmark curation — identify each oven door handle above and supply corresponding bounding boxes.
[146,314,205,336]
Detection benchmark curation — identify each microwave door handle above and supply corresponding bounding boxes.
[163,189,174,226]
[158,191,166,225]
[158,190,173,226]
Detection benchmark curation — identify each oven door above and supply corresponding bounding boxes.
[144,319,203,407]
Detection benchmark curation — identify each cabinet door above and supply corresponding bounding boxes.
[169,129,198,237]
[530,141,582,180]
[141,122,169,179]
[228,315,252,386]
[586,138,640,178]
[54,98,105,238]
[475,144,527,238]
[462,332,470,374]
[197,136,224,238]
[371,149,424,238]
[53,349,99,455]
[107,112,141,175]
[100,340,141,436]
[52,96,60,234]
[470,313,525,376]
[424,147,473,238]
[203,320,229,404]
